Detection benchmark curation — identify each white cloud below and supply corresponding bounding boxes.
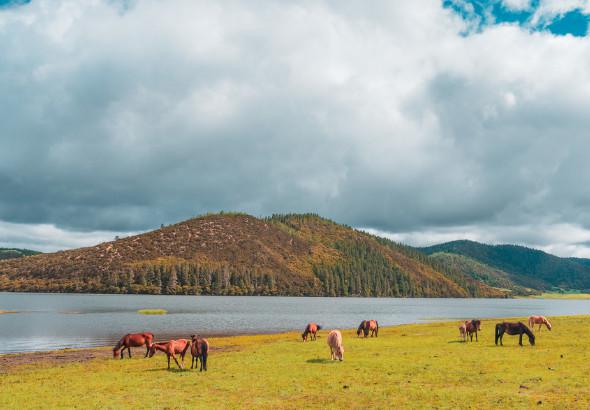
[0,1,589,256]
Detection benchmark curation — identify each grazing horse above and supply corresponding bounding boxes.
[459,322,467,342]
[465,319,481,342]
[528,316,552,332]
[113,332,154,359]
[190,335,209,372]
[302,323,322,341]
[495,322,535,346]
[148,339,191,369]
[327,330,344,361]
[356,320,379,338]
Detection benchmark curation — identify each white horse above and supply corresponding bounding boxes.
[327,330,344,361]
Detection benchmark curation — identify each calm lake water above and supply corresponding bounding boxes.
[0,292,589,354]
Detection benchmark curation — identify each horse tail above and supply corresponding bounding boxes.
[375,321,379,337]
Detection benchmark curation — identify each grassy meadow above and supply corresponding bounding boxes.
[526,293,590,300]
[1,316,589,409]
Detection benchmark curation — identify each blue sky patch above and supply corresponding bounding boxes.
[444,0,589,37]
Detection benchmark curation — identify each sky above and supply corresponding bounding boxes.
[1,0,590,256]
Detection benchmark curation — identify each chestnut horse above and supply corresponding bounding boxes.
[327,330,344,361]
[528,316,552,332]
[357,320,379,338]
[190,335,209,372]
[495,322,535,346]
[113,332,154,359]
[148,339,191,369]
[465,319,481,342]
[302,323,322,341]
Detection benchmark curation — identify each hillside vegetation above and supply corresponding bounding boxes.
[0,213,502,297]
[420,240,590,292]
[1,316,588,409]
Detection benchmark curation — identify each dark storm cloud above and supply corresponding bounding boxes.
[1,1,590,255]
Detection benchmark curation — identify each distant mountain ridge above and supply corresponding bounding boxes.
[0,213,502,297]
[0,248,41,261]
[419,240,590,292]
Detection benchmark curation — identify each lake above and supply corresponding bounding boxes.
[0,292,589,354]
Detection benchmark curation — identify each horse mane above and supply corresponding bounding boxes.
[521,323,535,341]
[357,321,366,333]
[317,324,322,331]
[113,336,125,351]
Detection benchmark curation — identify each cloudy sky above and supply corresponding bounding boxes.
[1,0,590,256]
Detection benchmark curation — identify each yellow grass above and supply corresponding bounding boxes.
[137,309,168,315]
[0,310,17,314]
[528,293,590,299]
[1,316,589,409]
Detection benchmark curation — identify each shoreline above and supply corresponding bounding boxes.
[3,314,589,370]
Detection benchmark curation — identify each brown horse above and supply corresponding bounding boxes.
[528,316,552,332]
[190,335,209,372]
[465,319,481,342]
[356,320,379,338]
[495,322,535,346]
[113,332,154,359]
[302,323,322,341]
[148,339,191,369]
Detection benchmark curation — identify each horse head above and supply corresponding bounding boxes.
[529,333,536,346]
[113,348,120,359]
[474,320,481,331]
[148,343,158,357]
[336,345,344,361]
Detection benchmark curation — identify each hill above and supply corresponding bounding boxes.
[419,240,590,292]
[0,213,504,297]
[0,248,41,261]
[427,252,536,295]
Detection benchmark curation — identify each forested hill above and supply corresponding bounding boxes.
[0,248,41,260]
[0,213,504,297]
[419,240,590,292]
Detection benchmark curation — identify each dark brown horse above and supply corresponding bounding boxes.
[357,320,379,338]
[302,323,322,341]
[495,322,535,346]
[113,332,154,359]
[190,335,209,372]
[148,339,191,369]
[465,319,481,342]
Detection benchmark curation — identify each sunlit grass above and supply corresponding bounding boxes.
[1,316,589,409]
[525,293,590,300]
[137,309,168,315]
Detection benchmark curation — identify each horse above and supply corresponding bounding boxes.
[528,316,552,332]
[113,332,154,359]
[190,335,209,372]
[327,330,344,361]
[302,323,322,341]
[465,319,481,342]
[495,322,535,346]
[356,320,379,338]
[459,323,467,342]
[148,339,191,369]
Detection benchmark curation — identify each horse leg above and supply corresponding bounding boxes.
[172,353,183,369]
[128,347,132,359]
[519,333,523,346]
[167,354,171,369]
[144,345,149,358]
[475,331,478,342]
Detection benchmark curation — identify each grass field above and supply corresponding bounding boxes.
[1,316,589,409]
[526,293,590,300]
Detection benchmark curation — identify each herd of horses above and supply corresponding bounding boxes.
[459,315,552,346]
[112,316,551,369]
[113,333,209,371]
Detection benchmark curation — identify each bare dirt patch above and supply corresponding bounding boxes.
[0,348,111,372]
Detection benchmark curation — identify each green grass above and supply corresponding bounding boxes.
[1,316,589,409]
[525,293,590,299]
[137,309,168,315]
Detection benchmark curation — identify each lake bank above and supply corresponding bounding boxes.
[3,293,590,354]
[1,316,589,408]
